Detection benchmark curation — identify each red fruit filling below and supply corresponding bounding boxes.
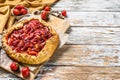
[7,19,52,56]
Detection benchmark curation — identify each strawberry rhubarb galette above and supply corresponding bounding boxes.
[2,18,59,65]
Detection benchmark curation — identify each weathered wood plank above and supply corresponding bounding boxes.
[1,66,120,80]
[46,45,120,66]
[66,27,120,44]
[66,12,120,26]
[39,66,120,80]
[1,44,120,79]
[53,0,120,11]
[1,0,120,80]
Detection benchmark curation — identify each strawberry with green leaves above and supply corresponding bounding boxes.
[10,62,19,71]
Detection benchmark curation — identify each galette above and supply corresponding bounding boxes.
[2,18,59,65]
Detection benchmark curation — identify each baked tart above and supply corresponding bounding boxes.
[2,18,59,65]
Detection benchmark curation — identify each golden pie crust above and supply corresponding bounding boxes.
[2,18,59,65]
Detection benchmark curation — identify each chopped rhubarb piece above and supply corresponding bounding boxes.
[12,34,20,38]
[28,51,37,55]
[8,38,14,45]
[28,33,34,40]
[12,40,20,47]
[21,46,27,51]
[15,47,21,52]
[35,44,39,49]
[17,40,24,48]
[18,29,24,34]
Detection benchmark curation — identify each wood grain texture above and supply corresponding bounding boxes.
[66,27,120,44]
[53,0,120,12]
[39,66,120,80]
[46,45,120,66]
[67,12,120,26]
[1,0,120,80]
[52,0,120,26]
[1,66,120,80]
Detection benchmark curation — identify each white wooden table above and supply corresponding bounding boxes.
[1,0,120,80]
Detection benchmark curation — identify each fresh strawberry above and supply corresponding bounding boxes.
[22,67,30,78]
[10,62,19,71]
[15,5,24,10]
[61,10,67,17]
[13,9,20,16]
[21,8,27,15]
[41,11,49,20]
[44,6,51,11]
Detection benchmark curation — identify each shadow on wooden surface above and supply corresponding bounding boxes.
[46,45,71,66]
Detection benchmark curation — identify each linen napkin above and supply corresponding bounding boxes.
[0,0,57,33]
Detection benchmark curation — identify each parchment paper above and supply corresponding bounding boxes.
[0,13,70,80]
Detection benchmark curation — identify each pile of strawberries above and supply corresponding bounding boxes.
[13,5,28,16]
[41,6,67,20]
[12,5,67,21]
[8,19,52,55]
[10,62,30,78]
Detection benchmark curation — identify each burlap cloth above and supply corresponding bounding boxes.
[0,0,57,33]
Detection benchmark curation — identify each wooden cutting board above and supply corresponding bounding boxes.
[0,15,70,80]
